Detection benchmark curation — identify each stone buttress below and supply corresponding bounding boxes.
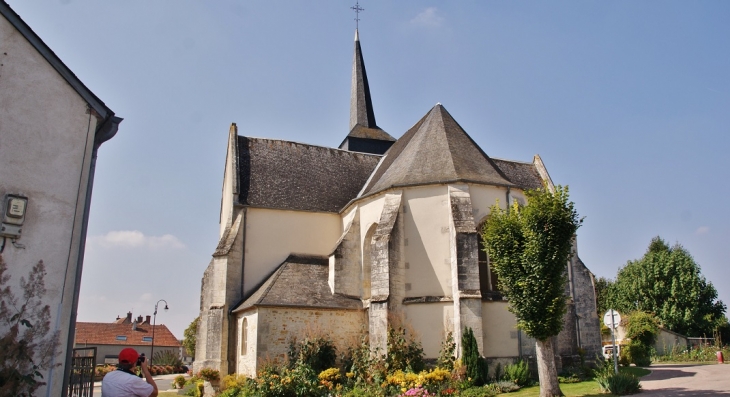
[368,192,404,354]
[448,184,484,356]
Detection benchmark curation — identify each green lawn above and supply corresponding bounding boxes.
[507,366,650,397]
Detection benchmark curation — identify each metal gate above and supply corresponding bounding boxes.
[67,347,96,397]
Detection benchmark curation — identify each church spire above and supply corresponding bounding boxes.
[350,29,377,131]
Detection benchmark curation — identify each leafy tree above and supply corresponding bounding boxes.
[183,316,199,357]
[483,185,582,397]
[594,277,613,318]
[0,255,60,397]
[605,237,725,337]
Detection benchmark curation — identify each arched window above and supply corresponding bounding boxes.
[240,318,248,355]
[477,222,500,298]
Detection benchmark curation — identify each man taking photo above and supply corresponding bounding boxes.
[101,347,158,397]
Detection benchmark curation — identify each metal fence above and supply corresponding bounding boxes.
[67,347,96,397]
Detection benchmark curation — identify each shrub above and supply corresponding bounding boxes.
[318,367,341,390]
[437,332,456,371]
[597,372,641,395]
[173,374,186,389]
[288,335,337,373]
[625,311,660,346]
[621,341,652,367]
[459,386,497,397]
[197,367,220,382]
[494,380,520,392]
[387,326,425,373]
[502,359,530,386]
[397,387,435,397]
[461,327,487,386]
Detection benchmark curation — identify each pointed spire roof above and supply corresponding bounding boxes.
[347,30,395,143]
[361,104,514,196]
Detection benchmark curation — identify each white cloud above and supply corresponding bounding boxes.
[695,226,710,235]
[89,230,185,250]
[410,7,444,28]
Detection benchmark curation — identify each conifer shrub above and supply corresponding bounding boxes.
[461,327,488,386]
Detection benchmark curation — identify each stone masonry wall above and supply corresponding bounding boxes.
[571,255,602,360]
[369,191,402,354]
[329,207,361,298]
[256,307,366,365]
[448,184,483,356]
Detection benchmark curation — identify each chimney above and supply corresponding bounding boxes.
[116,315,120,320]
[146,315,151,324]
[137,315,143,323]
[126,312,132,323]
[132,320,137,330]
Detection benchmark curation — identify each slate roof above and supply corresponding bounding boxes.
[232,254,362,313]
[75,321,180,347]
[237,137,381,213]
[361,104,515,196]
[491,158,545,190]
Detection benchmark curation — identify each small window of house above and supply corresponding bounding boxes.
[241,318,248,355]
[142,336,153,342]
[116,335,127,341]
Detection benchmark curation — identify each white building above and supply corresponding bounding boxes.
[0,3,121,395]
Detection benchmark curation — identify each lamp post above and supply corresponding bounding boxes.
[149,299,169,367]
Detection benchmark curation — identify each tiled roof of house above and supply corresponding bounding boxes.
[361,104,515,196]
[237,137,381,213]
[232,254,362,313]
[75,321,180,347]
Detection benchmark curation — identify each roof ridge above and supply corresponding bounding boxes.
[240,136,382,158]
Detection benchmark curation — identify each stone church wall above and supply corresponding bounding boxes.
[235,311,258,377]
[404,302,454,358]
[481,301,519,358]
[329,207,361,298]
[255,307,366,366]
[244,208,341,296]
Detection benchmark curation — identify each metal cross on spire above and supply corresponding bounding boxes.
[351,1,364,30]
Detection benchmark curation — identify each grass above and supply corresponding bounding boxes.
[158,393,180,397]
[506,366,650,397]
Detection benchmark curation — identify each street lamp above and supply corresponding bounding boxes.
[149,299,169,367]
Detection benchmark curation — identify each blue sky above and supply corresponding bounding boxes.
[8,1,729,339]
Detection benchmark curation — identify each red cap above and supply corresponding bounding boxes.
[118,348,139,364]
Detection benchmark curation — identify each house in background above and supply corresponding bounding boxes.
[75,312,181,366]
[0,2,121,395]
[195,29,601,377]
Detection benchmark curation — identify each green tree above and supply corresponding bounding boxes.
[606,237,725,337]
[594,276,613,318]
[183,316,199,358]
[483,185,582,397]
[461,327,487,386]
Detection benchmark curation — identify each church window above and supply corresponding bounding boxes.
[241,318,248,355]
[477,223,500,298]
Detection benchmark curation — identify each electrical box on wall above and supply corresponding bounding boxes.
[1,194,28,239]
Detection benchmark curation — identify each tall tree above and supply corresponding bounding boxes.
[483,186,582,397]
[594,277,613,318]
[183,317,199,358]
[606,237,725,337]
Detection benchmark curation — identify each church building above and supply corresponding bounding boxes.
[194,30,601,377]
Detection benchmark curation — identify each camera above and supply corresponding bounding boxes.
[136,353,146,366]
